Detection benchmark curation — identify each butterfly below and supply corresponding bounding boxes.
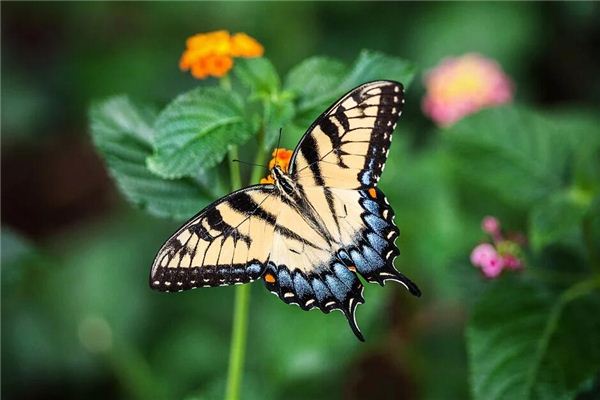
[150,80,421,341]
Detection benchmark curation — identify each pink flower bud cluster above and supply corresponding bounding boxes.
[422,54,513,127]
[470,216,523,279]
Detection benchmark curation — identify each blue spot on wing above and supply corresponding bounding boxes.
[311,278,332,302]
[278,268,293,291]
[333,263,356,288]
[363,245,385,266]
[325,275,350,301]
[360,159,376,185]
[367,232,387,253]
[293,273,312,297]
[247,262,262,276]
[364,214,387,231]
[350,248,375,273]
[362,197,381,215]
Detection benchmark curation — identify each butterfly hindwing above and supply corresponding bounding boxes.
[150,185,280,291]
[290,80,404,189]
[342,187,420,294]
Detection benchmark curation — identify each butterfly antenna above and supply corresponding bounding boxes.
[232,159,269,171]
[274,127,283,166]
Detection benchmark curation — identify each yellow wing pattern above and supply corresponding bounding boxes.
[150,185,280,291]
[290,81,404,189]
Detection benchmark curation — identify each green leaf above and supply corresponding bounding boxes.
[263,96,296,149]
[90,96,212,219]
[443,106,595,209]
[234,57,294,149]
[530,189,594,250]
[467,277,600,400]
[148,87,254,178]
[284,50,415,137]
[284,56,348,112]
[339,49,416,93]
[234,57,280,98]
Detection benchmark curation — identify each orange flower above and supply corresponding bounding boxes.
[180,30,263,80]
[260,148,293,184]
[205,54,234,78]
[230,33,264,58]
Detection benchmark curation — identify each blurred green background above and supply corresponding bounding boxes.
[2,2,600,399]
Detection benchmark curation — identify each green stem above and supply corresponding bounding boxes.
[225,284,251,400]
[525,276,600,397]
[225,146,246,400]
[583,214,600,272]
[228,146,242,190]
[250,124,268,185]
[224,97,269,400]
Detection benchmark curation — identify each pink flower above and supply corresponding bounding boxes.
[470,243,506,279]
[481,216,500,236]
[470,243,496,267]
[481,253,505,278]
[422,53,513,126]
[470,217,525,279]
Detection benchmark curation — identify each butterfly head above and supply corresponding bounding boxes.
[272,165,295,196]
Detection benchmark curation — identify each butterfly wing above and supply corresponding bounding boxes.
[150,185,281,291]
[261,197,367,340]
[289,80,404,189]
[262,81,419,340]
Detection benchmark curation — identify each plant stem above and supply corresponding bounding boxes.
[225,145,246,400]
[224,96,269,400]
[225,284,251,400]
[228,146,242,190]
[583,214,600,272]
[250,125,268,185]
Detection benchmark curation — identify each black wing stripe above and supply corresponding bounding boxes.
[300,134,326,186]
[228,192,277,226]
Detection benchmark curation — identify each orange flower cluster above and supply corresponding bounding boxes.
[179,30,264,79]
[260,148,294,184]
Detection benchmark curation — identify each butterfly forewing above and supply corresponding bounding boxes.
[290,80,404,189]
[150,185,280,291]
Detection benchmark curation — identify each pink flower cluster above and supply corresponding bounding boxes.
[470,216,523,279]
[422,54,514,126]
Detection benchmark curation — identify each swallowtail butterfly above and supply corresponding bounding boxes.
[150,80,421,341]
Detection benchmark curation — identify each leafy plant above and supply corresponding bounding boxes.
[88,33,600,400]
[89,49,415,400]
[443,106,600,400]
[90,50,414,221]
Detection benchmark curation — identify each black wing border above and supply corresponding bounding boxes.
[287,80,405,176]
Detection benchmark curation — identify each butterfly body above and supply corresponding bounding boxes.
[150,81,420,341]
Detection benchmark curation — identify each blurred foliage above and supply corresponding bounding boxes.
[468,278,600,400]
[3,2,600,400]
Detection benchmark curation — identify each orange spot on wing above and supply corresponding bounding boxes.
[348,265,357,272]
[368,188,377,199]
[264,273,276,283]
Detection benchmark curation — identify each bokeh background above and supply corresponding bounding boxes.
[2,2,600,399]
